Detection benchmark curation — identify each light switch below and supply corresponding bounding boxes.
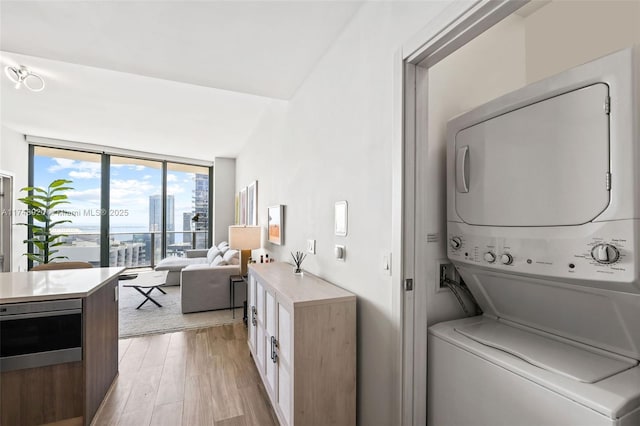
[307,239,316,254]
[382,253,391,275]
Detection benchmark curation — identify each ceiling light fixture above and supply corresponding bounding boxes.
[4,65,45,92]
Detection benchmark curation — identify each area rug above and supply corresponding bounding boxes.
[118,283,242,339]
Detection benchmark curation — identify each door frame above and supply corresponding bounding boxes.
[393,1,529,424]
[0,170,15,272]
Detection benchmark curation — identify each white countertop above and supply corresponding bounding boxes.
[249,262,355,308]
[0,267,125,303]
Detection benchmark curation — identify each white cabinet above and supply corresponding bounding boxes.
[247,262,356,426]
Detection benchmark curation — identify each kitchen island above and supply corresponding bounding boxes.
[0,267,124,426]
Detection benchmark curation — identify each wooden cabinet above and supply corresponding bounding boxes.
[83,275,119,424]
[248,263,356,426]
[0,274,119,426]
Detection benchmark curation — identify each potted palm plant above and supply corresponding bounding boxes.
[19,179,74,265]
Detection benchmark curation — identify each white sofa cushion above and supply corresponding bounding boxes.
[218,241,229,249]
[211,255,226,267]
[155,256,208,272]
[223,249,239,265]
[206,246,221,263]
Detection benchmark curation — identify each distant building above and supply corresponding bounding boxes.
[183,212,192,246]
[149,194,175,244]
[193,173,209,248]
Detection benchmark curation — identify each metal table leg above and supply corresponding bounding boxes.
[132,286,163,309]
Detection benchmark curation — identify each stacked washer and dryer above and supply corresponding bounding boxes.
[427,47,640,425]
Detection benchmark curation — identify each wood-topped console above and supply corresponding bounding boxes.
[247,262,356,426]
[0,267,123,425]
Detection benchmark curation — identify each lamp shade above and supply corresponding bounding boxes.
[228,226,261,250]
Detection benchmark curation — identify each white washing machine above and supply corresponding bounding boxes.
[428,46,640,426]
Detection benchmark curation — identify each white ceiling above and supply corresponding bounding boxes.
[0,1,363,159]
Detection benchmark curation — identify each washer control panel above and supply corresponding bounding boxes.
[590,243,620,264]
[447,220,638,286]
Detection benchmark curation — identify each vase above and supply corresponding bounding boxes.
[293,267,303,275]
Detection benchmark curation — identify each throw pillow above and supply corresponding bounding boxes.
[211,255,227,267]
[218,241,229,249]
[206,246,221,264]
[219,245,229,255]
[223,249,239,264]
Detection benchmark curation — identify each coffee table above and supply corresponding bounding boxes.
[121,270,169,309]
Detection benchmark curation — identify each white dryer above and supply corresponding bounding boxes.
[428,46,640,426]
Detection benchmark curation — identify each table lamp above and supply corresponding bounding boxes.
[229,225,261,276]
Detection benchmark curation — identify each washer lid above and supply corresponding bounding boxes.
[454,83,610,227]
[455,321,637,384]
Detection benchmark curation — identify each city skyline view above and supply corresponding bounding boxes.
[32,150,209,240]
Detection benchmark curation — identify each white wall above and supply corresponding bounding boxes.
[213,157,235,243]
[235,2,449,424]
[423,15,526,326]
[525,0,640,83]
[1,125,29,271]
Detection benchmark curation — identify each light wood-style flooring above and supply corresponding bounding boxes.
[91,323,279,426]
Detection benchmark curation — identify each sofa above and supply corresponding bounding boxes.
[155,241,230,286]
[180,245,245,314]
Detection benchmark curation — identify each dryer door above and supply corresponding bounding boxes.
[454,83,610,227]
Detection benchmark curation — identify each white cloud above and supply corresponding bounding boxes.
[167,174,178,182]
[66,187,101,206]
[166,184,186,195]
[143,175,152,180]
[69,170,100,179]
[47,158,101,183]
[109,179,161,210]
[47,158,76,172]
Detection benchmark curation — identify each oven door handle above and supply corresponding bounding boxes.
[0,309,82,321]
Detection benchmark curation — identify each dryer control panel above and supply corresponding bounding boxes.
[447,220,639,293]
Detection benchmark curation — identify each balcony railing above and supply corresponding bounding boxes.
[48,230,209,269]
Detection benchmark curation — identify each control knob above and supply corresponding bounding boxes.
[500,253,513,265]
[484,252,496,263]
[591,243,620,264]
[450,237,462,250]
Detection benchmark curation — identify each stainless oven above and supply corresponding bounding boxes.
[0,298,82,372]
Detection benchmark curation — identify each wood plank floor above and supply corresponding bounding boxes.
[91,323,279,426]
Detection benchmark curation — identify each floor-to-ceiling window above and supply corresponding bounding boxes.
[110,156,163,267]
[166,162,210,255]
[31,146,103,266]
[29,145,212,268]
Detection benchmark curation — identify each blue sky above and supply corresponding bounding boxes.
[32,155,198,231]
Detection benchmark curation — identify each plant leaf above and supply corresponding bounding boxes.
[49,179,73,188]
[49,202,70,210]
[20,186,47,194]
[50,186,74,193]
[49,220,72,227]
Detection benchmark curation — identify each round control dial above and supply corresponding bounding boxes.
[590,243,620,264]
[500,253,513,265]
[450,237,462,250]
[484,252,496,263]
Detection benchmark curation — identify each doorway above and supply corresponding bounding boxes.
[399,0,640,424]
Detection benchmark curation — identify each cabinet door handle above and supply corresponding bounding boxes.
[251,306,257,326]
[270,336,275,361]
[271,336,278,363]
